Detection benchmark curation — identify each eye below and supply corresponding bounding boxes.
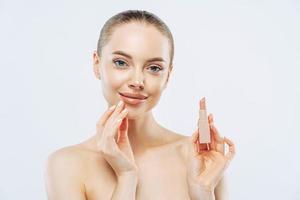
[148,65,163,73]
[113,59,128,68]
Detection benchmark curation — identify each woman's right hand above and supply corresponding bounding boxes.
[96,100,138,177]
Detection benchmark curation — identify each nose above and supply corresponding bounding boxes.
[128,69,144,90]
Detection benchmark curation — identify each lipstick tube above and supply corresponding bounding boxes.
[198,109,211,144]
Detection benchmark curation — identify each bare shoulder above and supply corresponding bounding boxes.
[45,145,88,199]
[46,144,87,171]
[45,137,103,179]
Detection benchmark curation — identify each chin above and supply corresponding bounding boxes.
[124,106,150,120]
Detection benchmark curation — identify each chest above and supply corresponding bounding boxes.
[84,148,191,200]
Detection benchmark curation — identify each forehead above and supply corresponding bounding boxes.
[103,22,170,62]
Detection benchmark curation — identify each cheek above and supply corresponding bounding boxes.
[145,75,167,95]
[102,67,127,90]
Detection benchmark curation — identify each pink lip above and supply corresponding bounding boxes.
[119,93,147,105]
[119,92,148,100]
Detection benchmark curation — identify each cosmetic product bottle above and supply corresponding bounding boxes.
[198,108,211,144]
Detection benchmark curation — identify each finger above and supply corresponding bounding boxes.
[119,116,128,131]
[118,117,129,143]
[210,115,223,147]
[210,124,225,154]
[190,129,199,143]
[189,129,200,155]
[205,150,218,161]
[208,127,217,151]
[206,113,216,150]
[208,113,213,124]
[108,107,128,139]
[207,113,216,150]
[224,136,235,161]
[97,105,116,128]
[210,123,223,143]
[192,139,199,156]
[197,142,201,154]
[107,100,125,124]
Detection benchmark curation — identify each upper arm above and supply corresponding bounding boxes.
[214,175,229,200]
[44,147,86,200]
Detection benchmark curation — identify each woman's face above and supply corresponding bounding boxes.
[93,22,172,119]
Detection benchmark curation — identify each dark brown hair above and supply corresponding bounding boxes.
[97,10,174,66]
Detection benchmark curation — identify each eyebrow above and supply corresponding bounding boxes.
[112,50,166,63]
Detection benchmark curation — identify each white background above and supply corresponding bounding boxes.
[0,0,299,199]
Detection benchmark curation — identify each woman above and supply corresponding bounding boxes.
[45,10,235,200]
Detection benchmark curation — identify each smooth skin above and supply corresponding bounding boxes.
[44,22,235,200]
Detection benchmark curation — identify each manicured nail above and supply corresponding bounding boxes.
[117,100,123,107]
[109,105,116,110]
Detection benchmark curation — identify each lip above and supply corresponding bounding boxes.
[119,92,148,100]
[119,92,148,105]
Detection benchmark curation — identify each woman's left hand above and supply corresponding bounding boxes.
[186,98,236,199]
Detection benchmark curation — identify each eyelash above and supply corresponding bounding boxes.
[113,59,163,73]
[113,59,128,68]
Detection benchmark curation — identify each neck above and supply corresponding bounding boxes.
[127,110,162,155]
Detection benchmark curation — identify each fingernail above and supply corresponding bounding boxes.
[109,105,116,110]
[117,100,123,107]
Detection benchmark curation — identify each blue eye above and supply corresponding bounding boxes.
[113,59,128,68]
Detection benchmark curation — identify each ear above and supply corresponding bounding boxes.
[93,50,101,80]
[163,64,173,89]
